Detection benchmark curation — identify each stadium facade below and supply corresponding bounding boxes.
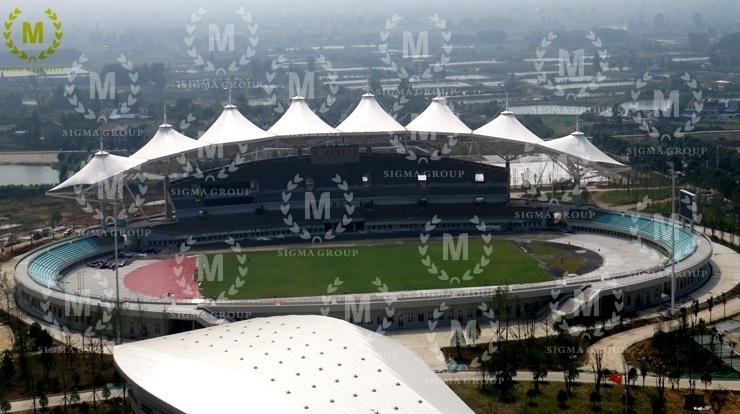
[13,95,713,342]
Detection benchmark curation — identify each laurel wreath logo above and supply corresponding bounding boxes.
[389,134,457,164]
[40,269,113,339]
[379,13,453,116]
[264,54,338,114]
[628,71,703,141]
[281,174,354,243]
[467,302,500,369]
[172,235,248,301]
[418,215,493,284]
[4,7,62,62]
[65,54,139,122]
[174,134,251,182]
[184,6,258,74]
[72,162,148,225]
[521,179,581,205]
[320,277,397,336]
[534,31,608,98]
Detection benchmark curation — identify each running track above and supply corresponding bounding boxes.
[123,257,199,299]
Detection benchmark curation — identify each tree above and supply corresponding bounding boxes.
[487,343,517,402]
[721,292,727,319]
[35,329,54,380]
[39,393,48,410]
[589,390,602,410]
[102,386,111,400]
[628,367,638,387]
[701,371,712,390]
[591,349,604,398]
[69,389,80,405]
[640,361,649,388]
[707,296,714,322]
[465,320,481,347]
[668,368,681,392]
[528,349,547,393]
[450,329,466,359]
[50,210,62,239]
[0,400,9,414]
[692,299,700,325]
[0,350,14,386]
[710,387,729,414]
[557,389,568,408]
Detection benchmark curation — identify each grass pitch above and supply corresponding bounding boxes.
[197,239,553,299]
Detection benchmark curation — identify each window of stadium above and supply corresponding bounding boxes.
[475,173,484,182]
[362,174,370,187]
[305,177,315,191]
[417,174,427,182]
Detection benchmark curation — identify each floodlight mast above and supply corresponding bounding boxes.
[670,161,676,317]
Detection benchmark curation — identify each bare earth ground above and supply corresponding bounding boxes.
[0,324,12,352]
[0,152,58,165]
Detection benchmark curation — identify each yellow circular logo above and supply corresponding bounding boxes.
[4,7,62,62]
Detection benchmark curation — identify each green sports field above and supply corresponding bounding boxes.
[197,239,553,299]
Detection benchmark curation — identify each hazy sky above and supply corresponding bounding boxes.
[12,0,740,31]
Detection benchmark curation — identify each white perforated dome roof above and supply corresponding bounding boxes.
[114,315,473,414]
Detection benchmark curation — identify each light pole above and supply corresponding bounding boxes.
[113,191,121,345]
[670,161,676,317]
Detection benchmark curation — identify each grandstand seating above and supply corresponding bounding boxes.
[591,212,696,261]
[27,237,114,288]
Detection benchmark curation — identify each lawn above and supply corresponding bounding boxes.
[198,239,553,299]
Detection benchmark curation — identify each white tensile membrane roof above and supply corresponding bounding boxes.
[130,123,202,162]
[336,93,405,134]
[473,110,543,146]
[405,96,471,135]
[114,315,474,414]
[199,104,274,144]
[538,130,625,168]
[267,96,338,136]
[49,150,143,192]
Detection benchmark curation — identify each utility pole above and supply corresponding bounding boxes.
[670,161,676,317]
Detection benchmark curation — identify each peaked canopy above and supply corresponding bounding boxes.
[49,150,143,192]
[336,93,405,134]
[405,97,471,135]
[199,104,274,144]
[267,96,337,136]
[474,110,543,145]
[538,131,625,168]
[130,124,201,161]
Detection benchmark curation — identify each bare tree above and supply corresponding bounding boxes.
[591,349,604,397]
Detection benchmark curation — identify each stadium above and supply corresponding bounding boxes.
[13,93,713,342]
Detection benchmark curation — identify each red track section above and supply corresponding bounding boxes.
[123,257,199,299]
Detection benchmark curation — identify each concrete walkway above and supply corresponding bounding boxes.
[584,241,740,371]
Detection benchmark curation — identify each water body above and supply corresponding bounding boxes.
[0,165,59,186]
